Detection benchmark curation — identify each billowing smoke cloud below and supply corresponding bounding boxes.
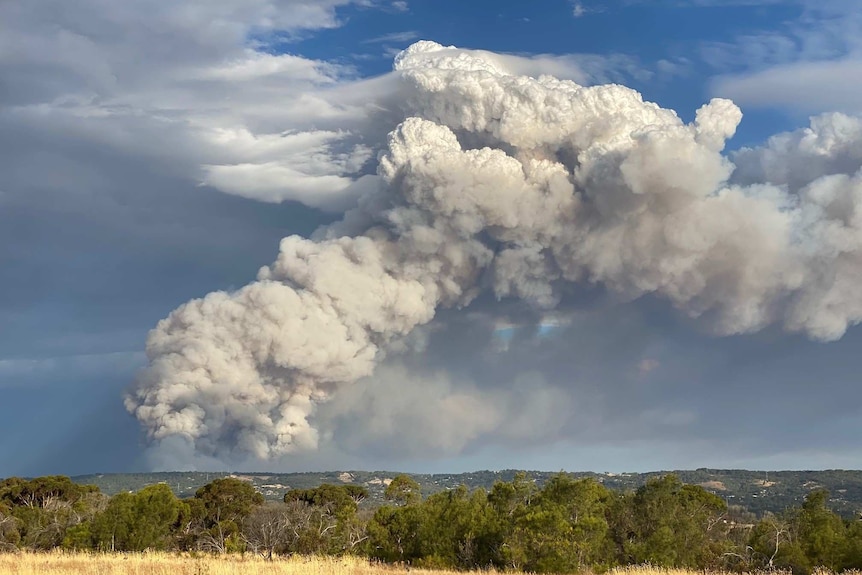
[126,41,862,461]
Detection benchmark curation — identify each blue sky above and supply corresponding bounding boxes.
[2,0,862,477]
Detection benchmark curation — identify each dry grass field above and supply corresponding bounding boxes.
[0,553,848,575]
[0,552,376,575]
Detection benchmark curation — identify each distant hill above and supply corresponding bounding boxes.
[69,468,862,519]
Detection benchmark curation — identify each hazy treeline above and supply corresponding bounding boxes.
[2,473,862,573]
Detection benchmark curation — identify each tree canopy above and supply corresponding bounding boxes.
[1,472,862,574]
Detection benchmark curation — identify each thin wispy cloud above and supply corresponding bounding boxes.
[569,1,607,19]
[362,30,419,44]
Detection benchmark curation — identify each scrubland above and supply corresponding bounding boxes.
[4,475,861,575]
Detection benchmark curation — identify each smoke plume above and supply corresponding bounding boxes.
[126,41,862,461]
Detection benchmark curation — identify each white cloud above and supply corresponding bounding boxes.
[0,2,633,212]
[0,0,381,210]
[392,41,639,84]
[712,57,862,114]
[704,1,862,114]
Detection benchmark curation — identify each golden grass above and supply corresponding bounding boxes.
[1,553,858,575]
[0,552,460,575]
[608,567,861,575]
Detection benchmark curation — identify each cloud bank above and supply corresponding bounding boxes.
[123,40,862,465]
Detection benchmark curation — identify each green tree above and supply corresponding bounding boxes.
[385,475,422,506]
[284,484,367,515]
[366,504,425,563]
[281,484,371,554]
[195,478,265,522]
[193,477,264,552]
[486,472,538,570]
[0,476,98,509]
[795,489,847,571]
[91,492,134,551]
[0,475,102,550]
[60,491,109,550]
[415,485,495,569]
[749,513,807,572]
[242,501,314,559]
[506,475,614,573]
[90,484,182,551]
[843,519,862,570]
[619,474,728,568]
[128,484,182,550]
[174,497,205,551]
[0,509,20,551]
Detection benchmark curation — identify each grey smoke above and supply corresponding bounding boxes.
[126,41,862,461]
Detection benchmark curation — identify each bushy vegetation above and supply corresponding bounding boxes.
[3,472,862,573]
[68,469,862,520]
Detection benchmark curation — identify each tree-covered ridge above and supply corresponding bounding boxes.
[69,469,862,519]
[3,472,862,573]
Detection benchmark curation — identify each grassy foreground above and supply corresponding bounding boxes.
[2,553,375,575]
[0,554,837,575]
